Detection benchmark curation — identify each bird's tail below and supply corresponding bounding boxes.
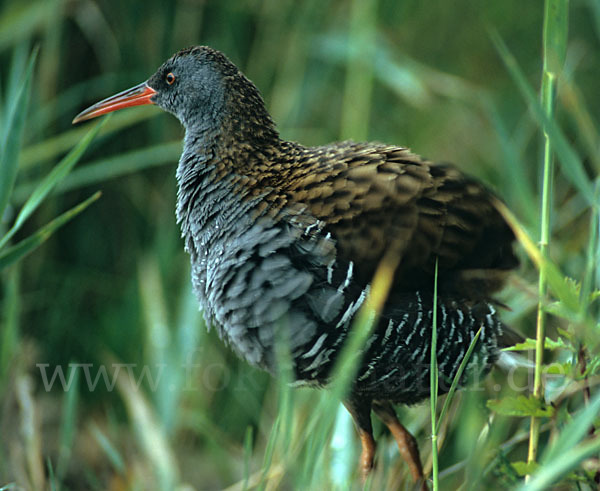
[496,350,536,371]
[496,324,535,371]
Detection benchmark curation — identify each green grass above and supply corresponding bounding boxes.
[1,0,599,489]
[430,259,440,489]
[529,0,568,471]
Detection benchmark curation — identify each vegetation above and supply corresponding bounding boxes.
[1,0,598,489]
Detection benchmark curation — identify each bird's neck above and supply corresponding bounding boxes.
[178,85,289,191]
[175,120,283,255]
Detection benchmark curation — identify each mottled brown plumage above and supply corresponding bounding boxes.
[73,46,518,487]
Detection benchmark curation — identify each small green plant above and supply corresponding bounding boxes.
[0,48,104,270]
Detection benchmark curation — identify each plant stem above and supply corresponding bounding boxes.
[430,258,439,490]
[527,0,568,472]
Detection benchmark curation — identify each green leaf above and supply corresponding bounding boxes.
[437,326,481,428]
[0,266,19,382]
[543,0,569,75]
[0,48,37,220]
[486,395,555,418]
[556,327,574,342]
[542,362,573,375]
[520,438,600,490]
[502,337,568,352]
[490,29,595,205]
[494,201,581,314]
[544,301,579,322]
[89,422,125,474]
[542,390,600,465]
[430,258,440,489]
[0,116,109,249]
[19,106,157,171]
[511,460,540,477]
[583,356,600,377]
[242,426,253,491]
[0,191,101,270]
[13,141,181,202]
[0,1,56,52]
[57,364,79,479]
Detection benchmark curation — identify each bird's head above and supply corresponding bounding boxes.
[73,46,277,143]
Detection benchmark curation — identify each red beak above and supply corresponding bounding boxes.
[72,82,157,124]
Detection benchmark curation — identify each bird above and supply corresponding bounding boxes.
[73,46,518,487]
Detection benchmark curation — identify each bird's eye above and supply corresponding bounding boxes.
[166,72,176,85]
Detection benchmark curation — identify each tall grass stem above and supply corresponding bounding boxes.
[527,0,568,471]
[430,258,439,490]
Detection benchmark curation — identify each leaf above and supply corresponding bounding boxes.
[521,438,600,490]
[0,192,101,270]
[544,301,577,321]
[0,48,37,220]
[511,460,540,477]
[57,364,79,479]
[502,337,567,352]
[542,389,600,464]
[486,395,555,418]
[19,106,157,171]
[543,362,572,375]
[494,200,580,313]
[542,0,569,75]
[583,356,600,377]
[437,326,481,428]
[556,327,574,342]
[0,1,56,52]
[490,29,595,205]
[13,141,181,203]
[0,116,109,249]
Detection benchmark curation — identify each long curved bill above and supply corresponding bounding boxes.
[72,82,157,124]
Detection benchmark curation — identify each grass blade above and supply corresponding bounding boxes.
[114,357,179,490]
[580,181,600,318]
[56,364,79,480]
[19,106,158,170]
[0,48,37,220]
[430,258,439,490]
[489,29,593,205]
[541,389,600,465]
[436,327,482,429]
[0,266,20,383]
[89,422,125,474]
[520,437,600,491]
[299,250,399,486]
[242,426,253,491]
[0,1,56,52]
[0,191,101,270]
[494,199,580,316]
[0,116,109,249]
[13,141,181,202]
[258,412,282,489]
[516,0,568,470]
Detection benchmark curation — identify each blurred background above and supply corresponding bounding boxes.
[1,0,599,489]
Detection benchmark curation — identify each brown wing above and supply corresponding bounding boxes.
[286,142,517,295]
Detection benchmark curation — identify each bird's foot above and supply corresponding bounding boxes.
[358,428,376,482]
[373,401,427,489]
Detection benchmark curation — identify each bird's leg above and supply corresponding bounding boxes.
[357,426,377,481]
[372,401,426,489]
[343,397,376,481]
